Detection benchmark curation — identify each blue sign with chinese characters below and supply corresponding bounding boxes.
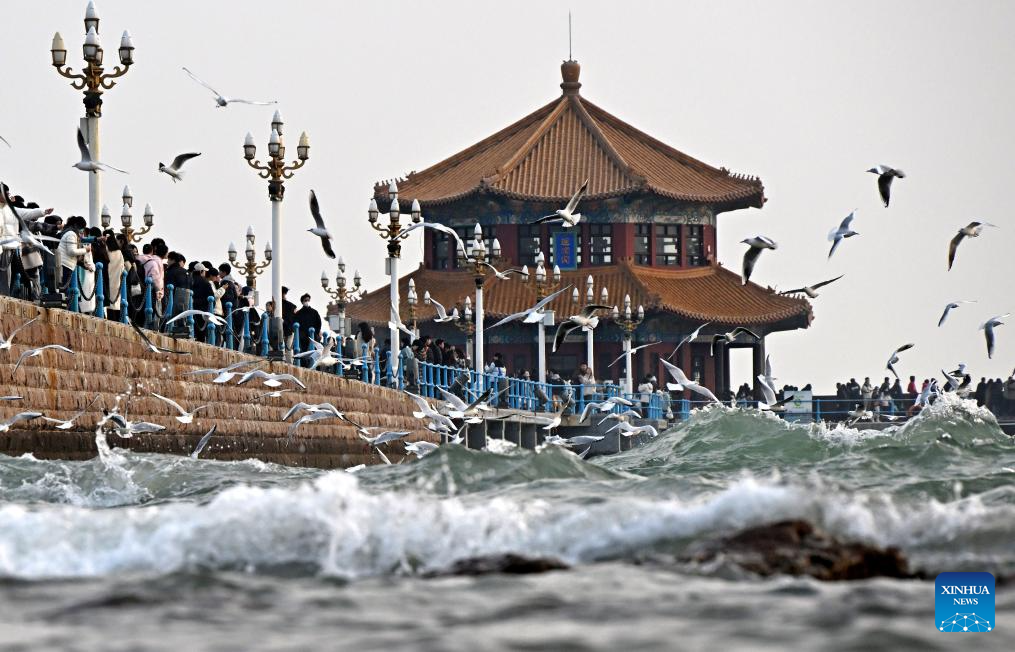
[553,231,578,270]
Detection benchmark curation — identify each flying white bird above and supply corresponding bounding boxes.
[660,359,720,404]
[488,285,572,330]
[165,309,226,328]
[606,421,659,438]
[0,396,22,401]
[362,430,412,447]
[756,374,791,411]
[74,127,127,174]
[12,344,74,377]
[0,315,39,351]
[948,222,997,271]
[307,190,336,259]
[236,369,307,389]
[885,343,915,380]
[294,337,339,370]
[552,304,612,352]
[828,211,859,259]
[740,236,777,285]
[150,392,209,424]
[867,165,905,207]
[606,342,658,368]
[479,262,527,280]
[130,321,190,355]
[0,412,43,433]
[778,275,844,298]
[980,314,1009,359]
[191,426,217,459]
[256,389,293,399]
[41,395,99,430]
[281,402,343,422]
[529,178,589,228]
[158,152,201,182]
[938,300,976,327]
[287,410,342,438]
[405,441,440,458]
[183,360,260,383]
[667,322,711,361]
[398,221,468,257]
[423,293,458,323]
[182,67,277,107]
[710,327,761,356]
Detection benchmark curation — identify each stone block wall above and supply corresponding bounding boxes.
[0,296,434,468]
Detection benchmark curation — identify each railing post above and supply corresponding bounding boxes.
[306,327,316,365]
[142,277,153,328]
[292,322,302,366]
[206,295,217,345]
[243,308,252,353]
[187,293,195,340]
[165,284,176,327]
[374,347,381,386]
[224,301,234,350]
[259,309,270,356]
[360,344,369,382]
[384,349,392,386]
[119,270,129,324]
[68,266,80,313]
[336,337,345,377]
[93,262,105,318]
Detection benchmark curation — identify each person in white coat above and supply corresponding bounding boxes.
[0,185,51,295]
[57,216,89,292]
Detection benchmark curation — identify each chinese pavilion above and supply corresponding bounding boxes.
[341,59,811,398]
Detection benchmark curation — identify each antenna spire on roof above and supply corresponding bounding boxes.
[569,11,572,60]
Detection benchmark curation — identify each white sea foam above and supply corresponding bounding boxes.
[0,470,1010,581]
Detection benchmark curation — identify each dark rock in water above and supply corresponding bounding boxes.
[427,554,569,578]
[685,520,921,581]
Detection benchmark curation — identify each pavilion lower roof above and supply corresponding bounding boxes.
[341,261,812,332]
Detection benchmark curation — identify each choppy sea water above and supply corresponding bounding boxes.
[1,393,1013,651]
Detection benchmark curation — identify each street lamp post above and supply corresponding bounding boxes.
[457,223,504,373]
[610,294,645,395]
[406,278,419,340]
[367,182,421,378]
[321,256,361,338]
[242,112,310,359]
[107,186,153,243]
[520,250,562,384]
[571,275,608,374]
[452,296,475,363]
[51,1,135,229]
[228,226,272,296]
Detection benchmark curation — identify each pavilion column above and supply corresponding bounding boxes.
[713,342,726,401]
[752,337,767,400]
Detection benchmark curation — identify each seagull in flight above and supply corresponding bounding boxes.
[740,236,777,285]
[74,127,127,174]
[606,342,658,368]
[362,430,413,447]
[423,292,459,323]
[552,303,612,352]
[660,359,720,404]
[282,402,343,422]
[606,421,660,438]
[165,309,226,328]
[948,222,997,271]
[885,343,915,380]
[191,426,217,459]
[756,374,791,412]
[158,152,201,183]
[480,262,527,280]
[867,165,905,207]
[405,441,440,459]
[182,67,277,107]
[489,285,572,330]
[980,314,1009,359]
[42,395,100,430]
[0,135,9,148]
[0,315,39,351]
[779,275,844,298]
[12,344,74,377]
[308,190,336,259]
[0,412,43,433]
[236,369,306,389]
[530,178,589,227]
[667,322,711,361]
[183,360,260,383]
[938,300,976,327]
[150,392,209,424]
[131,321,190,355]
[399,221,468,257]
[710,327,761,356]
[828,211,859,259]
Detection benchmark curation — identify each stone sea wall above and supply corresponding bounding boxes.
[0,296,434,468]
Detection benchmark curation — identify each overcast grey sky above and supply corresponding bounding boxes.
[4,0,1015,391]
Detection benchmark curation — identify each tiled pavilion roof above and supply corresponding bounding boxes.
[342,261,812,332]
[373,60,764,211]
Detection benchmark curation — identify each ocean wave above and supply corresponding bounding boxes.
[0,470,1011,581]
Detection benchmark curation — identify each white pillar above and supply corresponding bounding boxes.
[475,283,484,373]
[537,314,547,384]
[81,116,101,229]
[338,306,346,338]
[271,198,283,355]
[388,256,399,376]
[586,327,594,375]
[624,334,633,395]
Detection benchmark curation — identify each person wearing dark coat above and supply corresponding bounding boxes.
[293,293,322,353]
[190,262,214,338]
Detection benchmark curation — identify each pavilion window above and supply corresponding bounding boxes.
[548,225,582,267]
[686,225,705,267]
[654,224,681,266]
[692,355,705,384]
[518,224,542,266]
[634,223,651,264]
[588,224,613,265]
[431,232,450,270]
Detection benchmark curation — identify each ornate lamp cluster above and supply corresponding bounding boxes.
[520,250,562,300]
[457,223,503,286]
[51,1,134,117]
[100,185,153,243]
[321,256,362,305]
[367,182,421,257]
[243,110,310,201]
[228,226,272,289]
[451,295,476,356]
[611,294,645,335]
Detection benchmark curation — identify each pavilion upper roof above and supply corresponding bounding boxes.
[374,60,765,211]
